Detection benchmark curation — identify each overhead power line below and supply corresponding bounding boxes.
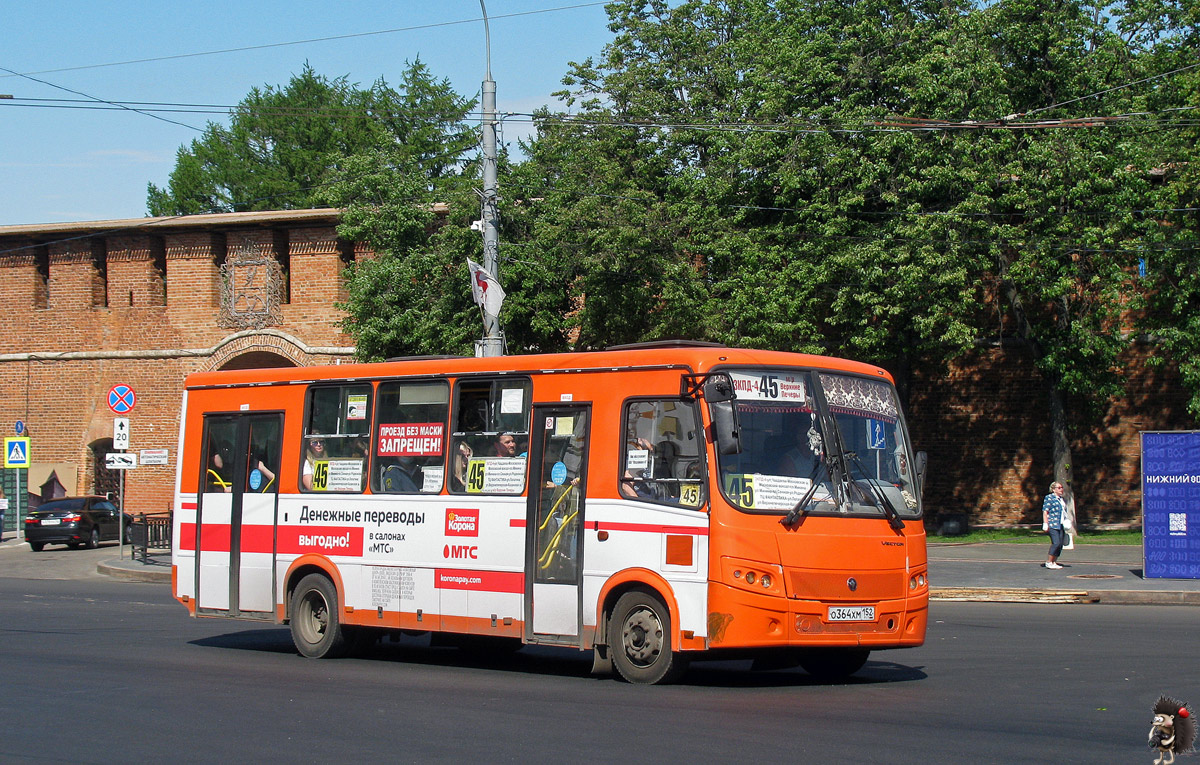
[5,96,1200,135]
[0,66,204,132]
[1015,61,1200,120]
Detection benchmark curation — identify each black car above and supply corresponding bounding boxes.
[24,497,132,552]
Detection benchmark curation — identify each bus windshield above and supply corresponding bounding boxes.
[714,369,921,519]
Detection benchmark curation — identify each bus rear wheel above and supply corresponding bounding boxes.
[797,647,870,681]
[608,589,687,685]
[290,573,348,659]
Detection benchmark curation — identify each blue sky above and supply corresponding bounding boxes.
[0,1,614,226]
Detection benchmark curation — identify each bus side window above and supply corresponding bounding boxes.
[301,383,372,493]
[619,399,705,508]
[450,378,532,495]
[374,380,449,494]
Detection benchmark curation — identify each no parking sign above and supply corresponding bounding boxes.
[108,384,137,414]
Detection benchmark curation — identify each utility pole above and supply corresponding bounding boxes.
[476,0,504,357]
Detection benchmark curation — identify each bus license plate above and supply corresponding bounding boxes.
[827,605,875,622]
[41,519,60,525]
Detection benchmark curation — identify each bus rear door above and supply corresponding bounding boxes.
[525,405,590,644]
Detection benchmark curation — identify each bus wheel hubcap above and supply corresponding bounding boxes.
[622,607,662,665]
[304,594,328,639]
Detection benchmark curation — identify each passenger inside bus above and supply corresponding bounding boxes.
[301,436,326,490]
[380,458,422,492]
[250,457,276,492]
[492,432,519,457]
[619,437,662,500]
[450,441,472,491]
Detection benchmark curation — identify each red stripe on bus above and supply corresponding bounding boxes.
[241,524,275,553]
[201,523,230,552]
[181,502,198,510]
[594,521,709,536]
[435,568,524,593]
[178,523,364,557]
[509,519,526,528]
[277,526,364,557]
[180,522,197,550]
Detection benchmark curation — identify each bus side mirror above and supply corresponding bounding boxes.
[915,450,928,497]
[682,372,740,454]
[701,375,734,403]
[709,402,741,455]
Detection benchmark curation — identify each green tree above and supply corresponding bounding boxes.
[147,60,475,215]
[1100,0,1200,416]
[514,0,1192,518]
[328,148,576,360]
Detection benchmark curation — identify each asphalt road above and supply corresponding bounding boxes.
[0,545,1193,764]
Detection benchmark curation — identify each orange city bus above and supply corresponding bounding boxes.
[170,341,928,684]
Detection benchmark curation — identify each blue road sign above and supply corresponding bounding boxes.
[15,420,24,435]
[108,384,137,414]
[4,437,30,468]
[866,419,887,450]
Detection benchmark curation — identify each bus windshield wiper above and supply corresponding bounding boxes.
[845,450,905,531]
[781,460,827,529]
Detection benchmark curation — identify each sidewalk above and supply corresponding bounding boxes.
[95,548,172,583]
[928,541,1200,606]
[6,531,1199,605]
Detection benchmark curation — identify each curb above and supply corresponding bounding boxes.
[931,586,1200,606]
[97,559,172,584]
[932,587,1091,604]
[1085,590,1200,606]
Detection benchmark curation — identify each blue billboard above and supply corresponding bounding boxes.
[1142,431,1200,579]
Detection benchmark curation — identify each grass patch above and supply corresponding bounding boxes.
[928,528,1142,545]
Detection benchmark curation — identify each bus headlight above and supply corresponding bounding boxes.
[721,557,784,596]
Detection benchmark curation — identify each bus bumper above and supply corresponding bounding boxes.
[705,581,927,650]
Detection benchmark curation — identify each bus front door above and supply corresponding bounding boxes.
[196,413,282,618]
[525,405,590,644]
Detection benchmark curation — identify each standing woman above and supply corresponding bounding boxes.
[1042,481,1067,569]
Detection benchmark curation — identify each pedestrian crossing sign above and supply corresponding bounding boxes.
[4,437,30,468]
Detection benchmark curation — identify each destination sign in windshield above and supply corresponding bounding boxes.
[728,371,807,402]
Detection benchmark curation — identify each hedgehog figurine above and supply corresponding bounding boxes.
[1150,695,1197,765]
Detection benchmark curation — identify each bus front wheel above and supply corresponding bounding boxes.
[290,573,348,659]
[608,589,688,685]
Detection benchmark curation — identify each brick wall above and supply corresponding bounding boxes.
[0,213,358,517]
[908,342,1195,528]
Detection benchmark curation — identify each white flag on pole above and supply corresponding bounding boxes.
[467,259,505,318]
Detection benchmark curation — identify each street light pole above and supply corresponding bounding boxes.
[477,0,504,357]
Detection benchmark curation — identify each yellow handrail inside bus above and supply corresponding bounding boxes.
[538,483,576,531]
[207,468,232,491]
[536,483,579,569]
[537,508,579,570]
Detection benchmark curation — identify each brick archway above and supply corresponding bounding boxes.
[205,330,314,371]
